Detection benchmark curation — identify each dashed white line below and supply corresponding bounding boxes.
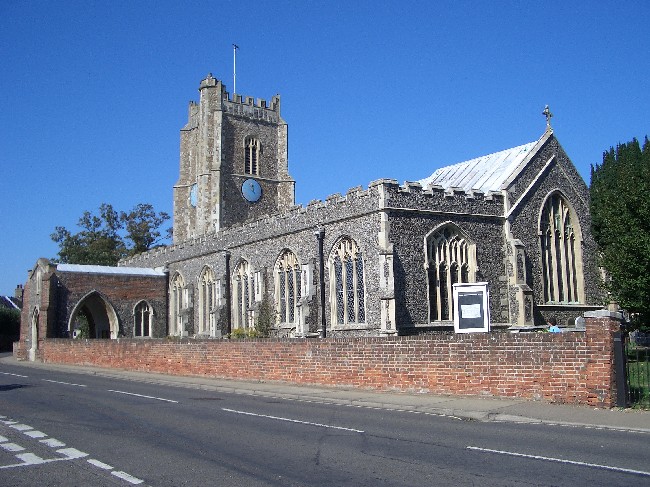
[112,470,144,484]
[40,438,65,448]
[222,407,365,433]
[108,389,178,403]
[57,448,88,459]
[24,430,47,439]
[467,446,650,477]
[10,423,33,431]
[0,372,28,378]
[42,379,87,387]
[87,458,113,470]
[1,442,25,452]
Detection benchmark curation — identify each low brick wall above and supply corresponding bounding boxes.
[15,311,621,407]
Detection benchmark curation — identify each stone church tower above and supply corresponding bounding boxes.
[173,74,295,242]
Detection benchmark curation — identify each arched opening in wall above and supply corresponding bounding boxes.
[29,308,39,361]
[425,223,477,322]
[232,259,253,330]
[68,292,119,339]
[328,237,366,326]
[133,301,154,338]
[275,249,302,326]
[169,273,187,336]
[198,266,216,336]
[539,192,585,304]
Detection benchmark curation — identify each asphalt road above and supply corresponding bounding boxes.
[1,361,649,487]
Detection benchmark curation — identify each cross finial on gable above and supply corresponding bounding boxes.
[542,105,553,128]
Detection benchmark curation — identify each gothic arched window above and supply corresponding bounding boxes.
[198,266,216,335]
[426,224,477,321]
[169,273,186,336]
[134,301,153,337]
[540,193,584,303]
[232,260,254,329]
[275,250,302,325]
[329,237,366,326]
[244,136,260,176]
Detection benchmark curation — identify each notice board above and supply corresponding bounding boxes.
[453,282,490,333]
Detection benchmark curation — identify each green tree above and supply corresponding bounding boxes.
[590,137,650,321]
[52,203,170,266]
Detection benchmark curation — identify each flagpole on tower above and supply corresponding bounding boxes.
[232,43,239,94]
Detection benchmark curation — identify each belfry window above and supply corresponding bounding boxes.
[329,237,366,326]
[233,260,254,329]
[426,224,477,321]
[244,137,260,175]
[134,301,152,337]
[275,250,302,325]
[540,193,584,303]
[198,266,216,335]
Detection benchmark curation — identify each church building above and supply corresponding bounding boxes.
[19,74,603,350]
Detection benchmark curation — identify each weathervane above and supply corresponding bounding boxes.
[542,105,553,129]
[232,43,239,94]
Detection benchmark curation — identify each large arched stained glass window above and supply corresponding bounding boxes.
[169,273,186,336]
[540,193,584,303]
[275,250,302,325]
[329,237,366,326]
[232,260,254,329]
[426,224,477,321]
[198,266,216,335]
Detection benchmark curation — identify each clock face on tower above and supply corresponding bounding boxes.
[241,178,262,202]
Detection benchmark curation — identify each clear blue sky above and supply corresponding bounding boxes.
[1,1,647,295]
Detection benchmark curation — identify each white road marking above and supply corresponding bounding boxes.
[87,458,113,470]
[112,470,144,484]
[40,438,66,447]
[467,446,650,477]
[42,379,87,387]
[57,447,88,459]
[24,430,47,438]
[15,452,47,464]
[1,442,25,452]
[10,423,33,431]
[0,372,28,378]
[0,435,8,442]
[222,408,365,433]
[108,389,178,403]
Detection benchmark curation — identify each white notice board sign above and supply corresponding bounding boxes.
[453,282,490,333]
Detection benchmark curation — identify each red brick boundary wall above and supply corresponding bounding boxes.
[14,310,622,407]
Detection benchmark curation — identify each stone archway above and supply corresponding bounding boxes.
[69,291,120,339]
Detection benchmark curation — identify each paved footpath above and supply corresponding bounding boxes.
[2,354,649,433]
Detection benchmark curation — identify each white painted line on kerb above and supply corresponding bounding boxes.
[467,446,650,477]
[42,379,87,387]
[0,372,28,378]
[108,390,178,403]
[222,408,365,433]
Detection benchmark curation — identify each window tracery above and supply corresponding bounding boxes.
[329,238,366,325]
[198,266,216,335]
[244,136,260,175]
[275,250,302,325]
[169,273,186,336]
[134,301,152,337]
[540,193,584,303]
[233,260,254,329]
[426,224,476,321]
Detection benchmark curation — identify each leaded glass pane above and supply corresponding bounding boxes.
[279,271,286,322]
[345,257,355,323]
[355,255,365,323]
[335,255,344,323]
[288,270,295,322]
[143,308,150,336]
[296,268,302,301]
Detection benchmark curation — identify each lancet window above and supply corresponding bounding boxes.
[426,224,476,321]
[233,260,254,329]
[275,250,302,325]
[329,237,366,326]
[540,193,584,303]
[169,273,186,336]
[198,266,217,335]
[134,301,152,337]
[244,136,260,175]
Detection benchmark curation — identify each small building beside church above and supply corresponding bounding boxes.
[19,74,603,355]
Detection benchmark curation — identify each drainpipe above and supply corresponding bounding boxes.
[315,229,326,338]
[224,251,232,337]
